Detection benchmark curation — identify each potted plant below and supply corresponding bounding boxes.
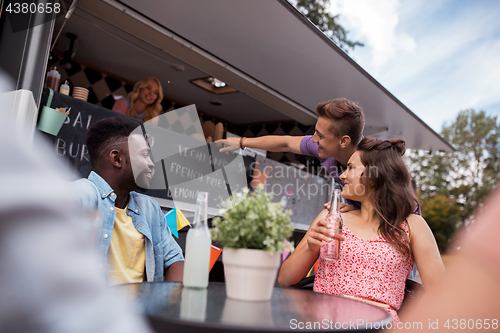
[211,185,294,301]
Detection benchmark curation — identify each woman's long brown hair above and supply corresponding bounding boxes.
[357,137,418,259]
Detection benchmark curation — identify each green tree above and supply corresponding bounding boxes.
[409,109,500,224]
[420,194,461,252]
[442,110,500,219]
[292,0,364,52]
[407,150,452,199]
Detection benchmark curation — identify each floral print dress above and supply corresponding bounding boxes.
[313,221,414,322]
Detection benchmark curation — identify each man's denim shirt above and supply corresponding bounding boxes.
[71,171,184,282]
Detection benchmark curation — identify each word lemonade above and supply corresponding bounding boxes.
[169,145,230,200]
[320,189,342,261]
[182,192,212,288]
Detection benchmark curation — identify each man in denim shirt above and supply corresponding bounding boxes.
[72,117,184,284]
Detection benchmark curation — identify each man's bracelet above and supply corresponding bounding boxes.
[240,137,246,150]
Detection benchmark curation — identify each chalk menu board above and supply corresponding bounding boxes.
[38,89,251,212]
[138,112,249,209]
[254,155,331,228]
[38,89,133,178]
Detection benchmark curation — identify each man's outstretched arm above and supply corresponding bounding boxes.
[217,135,304,154]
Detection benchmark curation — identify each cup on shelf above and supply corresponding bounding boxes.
[38,106,67,136]
[72,87,89,101]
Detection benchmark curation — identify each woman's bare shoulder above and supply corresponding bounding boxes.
[407,213,426,225]
[406,214,434,240]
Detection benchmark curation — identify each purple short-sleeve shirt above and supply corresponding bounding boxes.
[300,135,343,184]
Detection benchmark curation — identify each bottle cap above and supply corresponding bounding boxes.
[48,67,60,78]
[60,80,70,95]
[197,191,208,202]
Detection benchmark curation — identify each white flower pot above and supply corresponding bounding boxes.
[222,248,281,302]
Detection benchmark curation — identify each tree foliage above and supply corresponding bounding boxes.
[408,109,500,227]
[441,109,500,214]
[420,194,461,252]
[292,0,364,52]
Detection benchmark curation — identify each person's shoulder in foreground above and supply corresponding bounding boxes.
[396,186,500,332]
[0,112,151,332]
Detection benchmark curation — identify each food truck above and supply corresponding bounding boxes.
[0,0,454,239]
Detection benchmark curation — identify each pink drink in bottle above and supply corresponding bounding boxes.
[320,189,342,261]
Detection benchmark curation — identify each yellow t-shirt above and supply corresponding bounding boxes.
[107,206,146,286]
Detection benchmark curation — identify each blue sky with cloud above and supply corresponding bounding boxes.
[328,0,500,132]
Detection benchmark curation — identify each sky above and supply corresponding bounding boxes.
[327,0,500,133]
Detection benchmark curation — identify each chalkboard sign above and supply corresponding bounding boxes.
[38,89,250,211]
[253,155,331,227]
[137,112,249,209]
[38,89,138,176]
